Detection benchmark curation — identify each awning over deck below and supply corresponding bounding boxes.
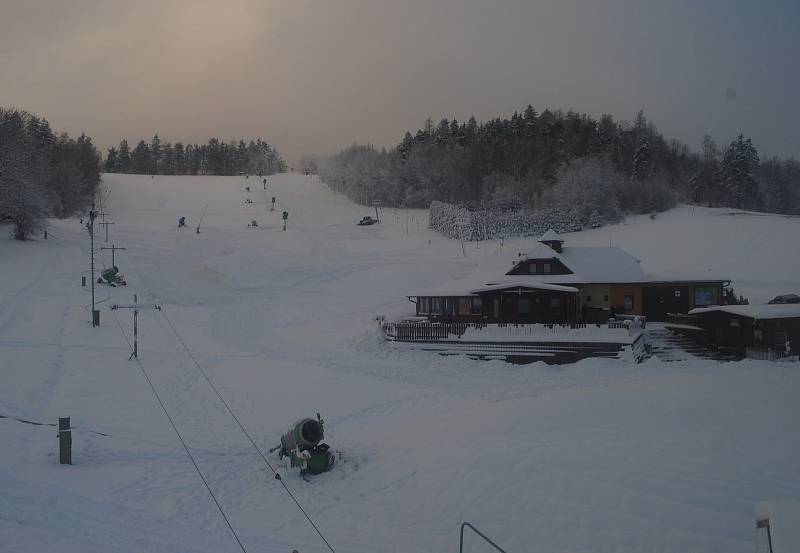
[470,281,579,294]
[408,279,579,299]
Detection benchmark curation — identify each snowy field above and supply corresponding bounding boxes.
[1,173,799,553]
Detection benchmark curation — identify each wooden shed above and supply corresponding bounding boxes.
[688,304,800,359]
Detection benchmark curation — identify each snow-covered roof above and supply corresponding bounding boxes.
[689,304,800,320]
[469,281,579,294]
[646,272,730,283]
[539,229,562,242]
[520,243,647,283]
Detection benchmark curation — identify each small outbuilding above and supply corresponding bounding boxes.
[687,304,800,359]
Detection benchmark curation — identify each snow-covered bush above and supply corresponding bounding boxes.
[429,201,583,240]
[546,157,623,226]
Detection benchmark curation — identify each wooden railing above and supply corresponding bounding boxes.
[665,313,703,327]
[382,321,634,342]
[745,347,795,361]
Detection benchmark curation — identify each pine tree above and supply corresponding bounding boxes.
[723,134,760,209]
[632,135,651,181]
[150,134,161,174]
[116,139,132,172]
[131,140,150,174]
[173,142,185,174]
[105,147,118,172]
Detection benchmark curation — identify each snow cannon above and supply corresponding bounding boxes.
[98,266,127,287]
[279,414,335,475]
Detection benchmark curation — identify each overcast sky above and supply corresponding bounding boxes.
[1,0,798,162]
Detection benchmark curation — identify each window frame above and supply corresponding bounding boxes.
[623,295,634,310]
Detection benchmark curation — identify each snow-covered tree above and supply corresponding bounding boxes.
[722,134,760,209]
[115,139,132,172]
[0,107,98,239]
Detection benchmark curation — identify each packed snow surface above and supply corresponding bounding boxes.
[1,174,799,553]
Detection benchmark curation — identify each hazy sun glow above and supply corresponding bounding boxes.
[1,0,798,161]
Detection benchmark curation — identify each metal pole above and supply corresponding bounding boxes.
[112,294,160,360]
[131,309,138,360]
[756,518,774,553]
[90,207,97,326]
[459,522,507,553]
[101,245,125,269]
[131,294,138,359]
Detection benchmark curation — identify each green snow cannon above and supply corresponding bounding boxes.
[98,266,127,287]
[279,414,336,475]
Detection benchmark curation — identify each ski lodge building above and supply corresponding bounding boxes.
[408,230,729,324]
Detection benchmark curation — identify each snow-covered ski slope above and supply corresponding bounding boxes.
[1,173,799,553]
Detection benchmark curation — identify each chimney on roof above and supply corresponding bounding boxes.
[539,229,564,253]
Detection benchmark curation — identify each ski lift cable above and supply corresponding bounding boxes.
[110,311,249,553]
[118,247,337,553]
[159,310,337,553]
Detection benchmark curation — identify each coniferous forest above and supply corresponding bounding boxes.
[319,108,800,221]
[103,136,286,176]
[0,108,101,240]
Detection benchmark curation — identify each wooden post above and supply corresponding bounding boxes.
[58,417,72,465]
[82,276,86,287]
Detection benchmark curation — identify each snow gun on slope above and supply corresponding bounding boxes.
[97,266,127,287]
[278,414,336,476]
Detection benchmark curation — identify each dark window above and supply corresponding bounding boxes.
[624,295,634,310]
[471,297,482,314]
[518,298,530,314]
[458,298,472,316]
[585,295,592,303]
[432,298,442,313]
[528,263,537,274]
[694,287,717,306]
[419,297,430,314]
[604,294,609,302]
[543,263,551,273]
[550,298,561,307]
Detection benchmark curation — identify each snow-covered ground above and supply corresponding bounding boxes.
[1,173,799,553]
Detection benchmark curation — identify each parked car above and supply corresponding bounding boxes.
[768,293,800,304]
